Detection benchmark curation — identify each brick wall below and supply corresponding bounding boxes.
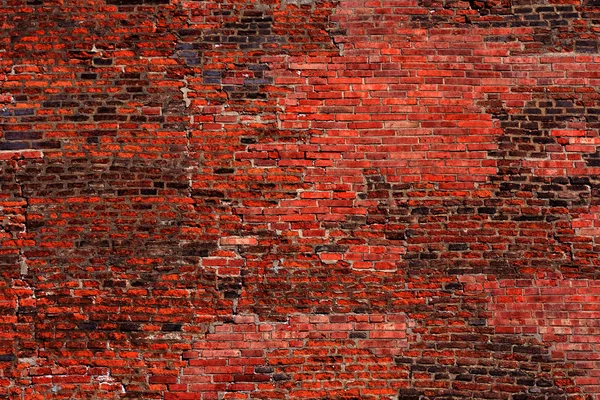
[1,0,600,398]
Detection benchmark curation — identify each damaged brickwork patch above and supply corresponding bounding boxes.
[179,313,408,398]
[485,275,600,398]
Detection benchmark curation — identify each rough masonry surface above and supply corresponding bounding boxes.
[1,0,600,398]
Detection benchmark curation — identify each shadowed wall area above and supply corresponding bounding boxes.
[2,0,600,398]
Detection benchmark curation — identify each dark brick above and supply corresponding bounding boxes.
[31,141,60,149]
[0,354,15,362]
[92,58,113,66]
[214,168,235,174]
[13,108,35,116]
[119,323,140,332]
[272,373,290,381]
[254,366,273,373]
[161,323,182,332]
[79,322,98,331]
[0,142,30,150]
[4,131,43,140]
[349,332,367,339]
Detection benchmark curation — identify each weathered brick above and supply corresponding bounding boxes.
[2,0,600,398]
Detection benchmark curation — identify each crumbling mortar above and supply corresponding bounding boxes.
[13,157,30,276]
[323,0,345,55]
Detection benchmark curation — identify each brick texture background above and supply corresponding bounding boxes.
[2,0,600,398]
